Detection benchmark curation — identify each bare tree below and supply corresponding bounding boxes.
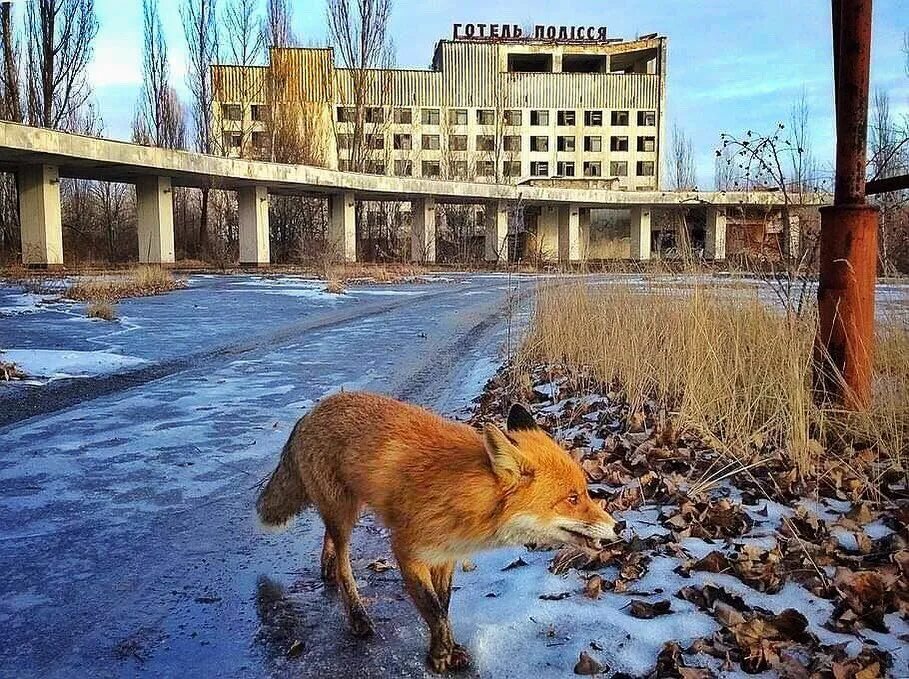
[327,0,394,173]
[0,1,23,257]
[133,0,186,149]
[182,0,219,255]
[24,0,98,130]
[669,123,696,190]
[264,0,294,48]
[868,88,909,275]
[222,0,266,155]
[789,89,819,194]
[1,1,22,122]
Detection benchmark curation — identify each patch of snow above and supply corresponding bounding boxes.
[0,349,147,380]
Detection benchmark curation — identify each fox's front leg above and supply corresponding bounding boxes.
[395,550,470,673]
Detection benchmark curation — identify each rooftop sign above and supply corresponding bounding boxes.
[452,23,608,42]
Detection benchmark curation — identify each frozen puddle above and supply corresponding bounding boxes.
[1,349,147,380]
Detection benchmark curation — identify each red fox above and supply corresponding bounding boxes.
[256,391,620,673]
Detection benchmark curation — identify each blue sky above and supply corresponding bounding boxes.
[81,0,908,187]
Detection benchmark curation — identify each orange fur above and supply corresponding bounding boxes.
[257,391,618,673]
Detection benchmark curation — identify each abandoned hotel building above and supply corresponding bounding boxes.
[211,25,705,261]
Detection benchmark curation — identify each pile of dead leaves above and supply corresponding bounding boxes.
[470,361,909,678]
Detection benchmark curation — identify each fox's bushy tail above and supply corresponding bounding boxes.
[256,422,310,529]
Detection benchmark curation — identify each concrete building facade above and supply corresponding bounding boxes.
[211,26,667,191]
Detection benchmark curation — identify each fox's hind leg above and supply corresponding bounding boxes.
[320,532,337,585]
[323,510,374,638]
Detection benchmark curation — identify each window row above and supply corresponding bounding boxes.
[336,133,657,153]
[222,131,268,149]
[337,158,655,178]
[536,161,655,178]
[335,106,657,128]
[221,103,266,122]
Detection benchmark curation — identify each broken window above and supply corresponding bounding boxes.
[530,110,549,126]
[557,135,576,152]
[583,161,602,177]
[584,136,602,152]
[421,108,440,125]
[393,134,412,150]
[449,108,468,125]
[562,54,607,73]
[421,134,440,150]
[507,53,553,73]
[610,161,628,176]
[450,135,468,151]
[530,136,549,152]
[584,110,603,126]
[637,136,656,152]
[636,161,655,176]
[610,136,629,152]
[530,161,549,176]
[611,110,629,126]
[557,161,575,177]
[557,110,576,126]
[637,110,656,126]
[393,107,412,124]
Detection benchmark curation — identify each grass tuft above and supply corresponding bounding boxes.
[66,265,183,301]
[86,299,117,320]
[518,278,907,492]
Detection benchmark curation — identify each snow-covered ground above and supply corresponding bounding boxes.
[0,272,905,678]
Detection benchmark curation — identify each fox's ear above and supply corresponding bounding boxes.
[507,404,539,432]
[483,424,532,485]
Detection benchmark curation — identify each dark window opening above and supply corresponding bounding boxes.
[507,53,553,73]
[562,54,607,73]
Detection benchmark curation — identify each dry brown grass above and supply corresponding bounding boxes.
[66,265,183,301]
[86,299,117,320]
[519,279,908,486]
[324,277,346,294]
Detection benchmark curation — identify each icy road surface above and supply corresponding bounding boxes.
[0,273,534,678]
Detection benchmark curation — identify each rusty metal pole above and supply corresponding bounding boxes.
[815,0,879,409]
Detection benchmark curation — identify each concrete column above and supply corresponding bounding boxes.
[579,208,591,260]
[17,164,63,268]
[238,185,270,266]
[705,207,727,261]
[410,196,436,263]
[558,204,581,262]
[329,191,356,262]
[537,206,559,261]
[629,206,652,261]
[136,176,175,264]
[484,200,508,263]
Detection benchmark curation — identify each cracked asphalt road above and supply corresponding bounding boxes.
[0,274,533,679]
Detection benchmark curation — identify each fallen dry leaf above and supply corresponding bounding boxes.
[628,599,672,619]
[574,650,607,675]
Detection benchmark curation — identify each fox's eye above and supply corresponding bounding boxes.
[567,493,579,505]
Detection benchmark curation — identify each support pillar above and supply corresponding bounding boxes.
[238,185,270,266]
[629,206,651,261]
[410,196,436,263]
[579,208,591,261]
[136,176,175,264]
[537,205,559,261]
[484,200,508,264]
[705,207,727,261]
[558,204,581,262]
[17,164,63,268]
[328,191,356,262]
